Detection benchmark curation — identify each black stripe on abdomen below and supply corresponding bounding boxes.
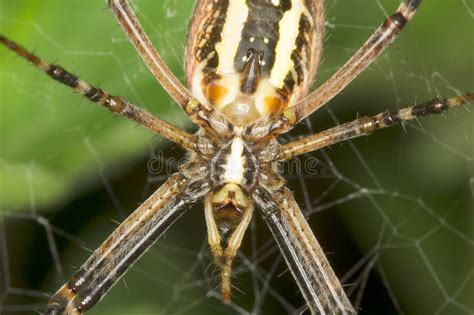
[291,13,312,85]
[234,0,292,75]
[194,0,230,70]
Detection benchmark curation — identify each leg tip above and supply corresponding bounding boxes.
[221,291,231,305]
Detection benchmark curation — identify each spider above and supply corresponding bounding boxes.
[1,0,472,314]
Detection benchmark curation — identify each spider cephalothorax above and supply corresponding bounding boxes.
[190,122,284,301]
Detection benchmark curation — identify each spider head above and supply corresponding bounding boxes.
[205,136,255,236]
[204,135,281,238]
[210,183,250,239]
[201,133,283,302]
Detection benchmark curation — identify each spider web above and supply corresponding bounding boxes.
[0,0,472,314]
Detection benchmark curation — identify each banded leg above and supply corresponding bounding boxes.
[255,186,355,314]
[204,195,254,303]
[107,0,229,133]
[282,0,423,130]
[278,93,474,160]
[44,174,210,315]
[0,35,196,151]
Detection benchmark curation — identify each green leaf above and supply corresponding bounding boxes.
[0,0,194,212]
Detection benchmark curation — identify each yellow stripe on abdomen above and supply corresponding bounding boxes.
[270,0,303,89]
[216,0,249,74]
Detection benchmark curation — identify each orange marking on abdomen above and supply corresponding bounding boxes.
[206,83,229,106]
[263,95,285,114]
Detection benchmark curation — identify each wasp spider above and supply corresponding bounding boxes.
[1,0,472,314]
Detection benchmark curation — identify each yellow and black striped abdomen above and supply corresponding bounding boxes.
[186,0,324,125]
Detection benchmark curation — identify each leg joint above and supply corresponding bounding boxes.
[47,65,79,88]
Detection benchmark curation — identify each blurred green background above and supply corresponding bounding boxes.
[0,0,472,314]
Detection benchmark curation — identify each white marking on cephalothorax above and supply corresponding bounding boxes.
[216,0,249,74]
[223,137,245,184]
[270,0,303,88]
[233,126,244,135]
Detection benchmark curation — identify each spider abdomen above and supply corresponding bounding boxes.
[186,0,324,125]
